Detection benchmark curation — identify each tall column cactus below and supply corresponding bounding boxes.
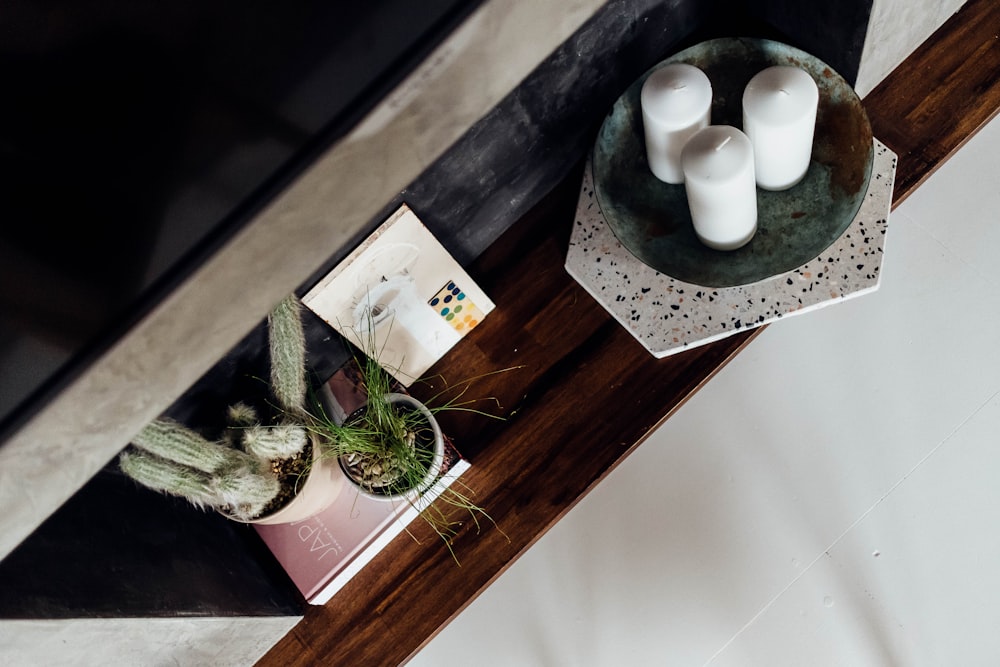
[118,449,222,510]
[268,294,307,414]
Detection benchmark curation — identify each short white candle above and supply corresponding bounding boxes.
[681,125,757,251]
[640,64,712,184]
[742,65,819,191]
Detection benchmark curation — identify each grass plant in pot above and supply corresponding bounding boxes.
[118,295,344,524]
[314,352,446,503]
[305,309,510,558]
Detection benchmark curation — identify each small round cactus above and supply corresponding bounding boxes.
[242,422,308,461]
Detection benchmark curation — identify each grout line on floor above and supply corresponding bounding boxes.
[898,208,1000,290]
[703,386,1000,666]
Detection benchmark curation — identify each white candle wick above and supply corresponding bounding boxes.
[681,126,757,251]
[640,63,713,183]
[743,65,819,190]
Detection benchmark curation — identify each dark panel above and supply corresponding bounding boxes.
[0,465,304,618]
[370,0,711,268]
[742,0,873,86]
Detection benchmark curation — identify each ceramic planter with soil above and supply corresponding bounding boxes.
[338,393,445,502]
[244,433,346,525]
[119,295,344,524]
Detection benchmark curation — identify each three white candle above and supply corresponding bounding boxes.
[681,125,757,251]
[742,65,819,191]
[640,64,712,184]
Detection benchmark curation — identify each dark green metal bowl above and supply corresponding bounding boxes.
[593,38,873,287]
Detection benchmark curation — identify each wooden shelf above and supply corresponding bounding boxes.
[863,0,1000,206]
[258,0,1000,664]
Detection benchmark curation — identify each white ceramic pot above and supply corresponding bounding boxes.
[339,393,445,502]
[246,433,346,525]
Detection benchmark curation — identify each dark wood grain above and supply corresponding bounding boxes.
[865,0,1000,206]
[258,1,1000,664]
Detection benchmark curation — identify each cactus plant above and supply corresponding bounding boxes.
[132,418,245,474]
[242,422,308,461]
[119,449,226,511]
[119,446,279,521]
[268,294,307,414]
[226,402,259,427]
[119,294,316,522]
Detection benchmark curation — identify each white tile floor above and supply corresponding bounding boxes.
[410,114,1000,667]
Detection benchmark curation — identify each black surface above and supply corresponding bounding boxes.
[0,464,305,618]
[743,0,873,86]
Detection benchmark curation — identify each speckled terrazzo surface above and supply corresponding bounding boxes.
[566,139,896,358]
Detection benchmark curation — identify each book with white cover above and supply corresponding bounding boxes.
[303,203,494,387]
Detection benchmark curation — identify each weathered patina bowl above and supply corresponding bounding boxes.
[593,38,873,287]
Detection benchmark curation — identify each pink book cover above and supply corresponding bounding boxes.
[253,365,469,605]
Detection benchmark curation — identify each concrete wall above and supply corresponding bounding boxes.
[1,617,301,667]
[856,0,967,96]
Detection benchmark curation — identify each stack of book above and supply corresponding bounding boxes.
[253,364,469,605]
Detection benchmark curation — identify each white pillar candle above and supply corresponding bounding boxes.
[742,65,819,191]
[681,125,757,251]
[640,64,712,184]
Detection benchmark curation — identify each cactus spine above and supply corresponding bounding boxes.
[133,418,242,473]
[211,463,282,521]
[242,422,308,461]
[268,294,307,413]
[226,402,259,427]
[119,450,221,510]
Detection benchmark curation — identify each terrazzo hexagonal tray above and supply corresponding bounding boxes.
[566,38,896,358]
[565,140,896,358]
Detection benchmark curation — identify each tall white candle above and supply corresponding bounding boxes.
[742,65,819,191]
[640,64,712,184]
[681,125,757,251]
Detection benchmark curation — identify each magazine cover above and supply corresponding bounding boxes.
[303,203,495,386]
[253,441,468,605]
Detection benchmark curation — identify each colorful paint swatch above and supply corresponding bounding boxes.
[429,281,484,333]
